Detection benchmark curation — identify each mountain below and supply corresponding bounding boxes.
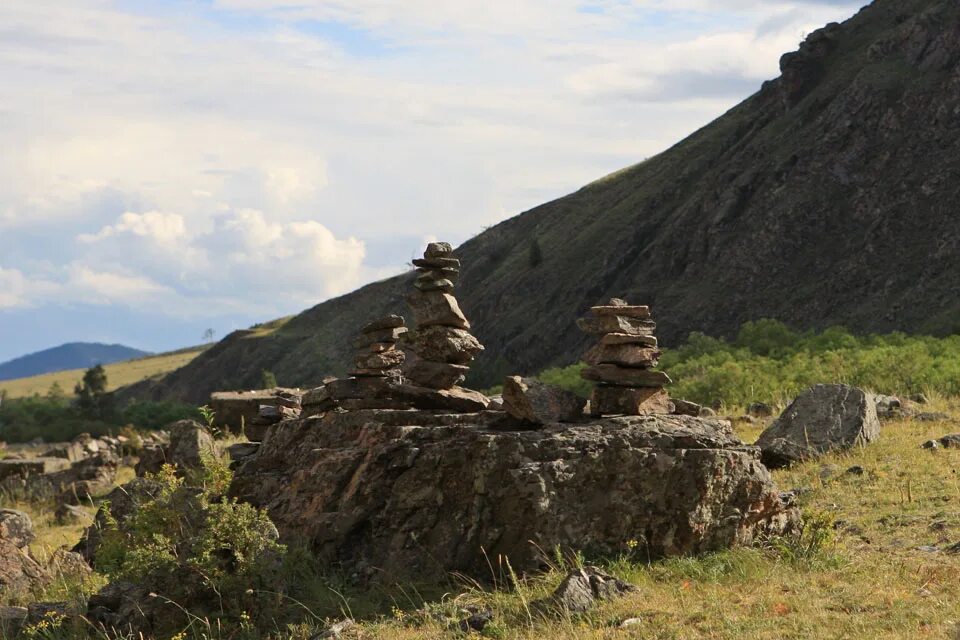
[125,0,960,404]
[0,343,151,382]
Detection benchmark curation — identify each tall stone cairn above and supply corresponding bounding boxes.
[401,242,484,389]
[577,299,674,416]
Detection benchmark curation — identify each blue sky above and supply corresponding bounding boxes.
[0,0,864,363]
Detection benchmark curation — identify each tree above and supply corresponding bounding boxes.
[46,382,66,403]
[75,364,112,419]
[203,328,216,343]
[261,370,278,389]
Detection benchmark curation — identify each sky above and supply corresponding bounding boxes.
[0,0,866,363]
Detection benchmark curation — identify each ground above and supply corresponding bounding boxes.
[3,397,960,639]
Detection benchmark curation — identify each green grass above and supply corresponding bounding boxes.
[0,347,206,400]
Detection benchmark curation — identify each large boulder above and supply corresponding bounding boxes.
[755,384,880,468]
[231,409,795,581]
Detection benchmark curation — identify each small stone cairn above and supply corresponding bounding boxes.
[577,299,674,416]
[400,242,484,389]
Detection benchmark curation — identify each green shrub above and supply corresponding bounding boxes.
[97,463,286,633]
[530,320,960,407]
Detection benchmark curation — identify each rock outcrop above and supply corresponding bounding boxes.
[231,409,795,581]
[755,384,880,468]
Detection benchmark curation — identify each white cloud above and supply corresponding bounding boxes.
[79,211,187,244]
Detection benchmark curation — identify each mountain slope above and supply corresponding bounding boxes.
[0,343,150,381]
[128,0,960,404]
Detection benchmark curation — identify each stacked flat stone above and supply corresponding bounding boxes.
[577,299,674,416]
[321,315,413,410]
[401,242,484,389]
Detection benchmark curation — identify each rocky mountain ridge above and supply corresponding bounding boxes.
[126,0,960,404]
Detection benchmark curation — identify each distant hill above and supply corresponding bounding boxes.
[0,343,151,381]
[125,0,960,404]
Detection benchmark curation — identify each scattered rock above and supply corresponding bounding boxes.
[0,458,71,482]
[312,618,356,639]
[533,566,636,614]
[0,606,28,637]
[55,504,88,526]
[846,465,865,476]
[921,439,939,449]
[916,412,952,422]
[0,509,35,548]
[747,402,774,418]
[136,420,215,475]
[620,617,644,628]
[46,549,92,579]
[755,384,880,468]
[672,399,703,417]
[909,393,929,404]
[87,580,179,637]
[938,434,960,447]
[502,376,584,424]
[457,608,493,633]
[874,395,902,420]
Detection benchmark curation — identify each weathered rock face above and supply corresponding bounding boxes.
[231,410,795,581]
[502,376,584,424]
[0,510,35,549]
[0,540,48,594]
[755,384,880,468]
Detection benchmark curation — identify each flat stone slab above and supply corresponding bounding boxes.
[0,458,71,481]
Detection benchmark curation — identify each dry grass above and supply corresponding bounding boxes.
[0,348,205,399]
[331,396,960,639]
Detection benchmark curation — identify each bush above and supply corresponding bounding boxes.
[96,462,286,633]
[0,396,199,444]
[530,320,960,408]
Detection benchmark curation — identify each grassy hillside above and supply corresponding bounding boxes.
[0,343,150,381]
[0,347,205,400]
[123,0,960,404]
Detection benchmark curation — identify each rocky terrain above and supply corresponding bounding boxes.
[122,0,960,404]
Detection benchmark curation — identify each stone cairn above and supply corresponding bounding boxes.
[577,299,674,416]
[400,242,484,389]
[304,242,489,415]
